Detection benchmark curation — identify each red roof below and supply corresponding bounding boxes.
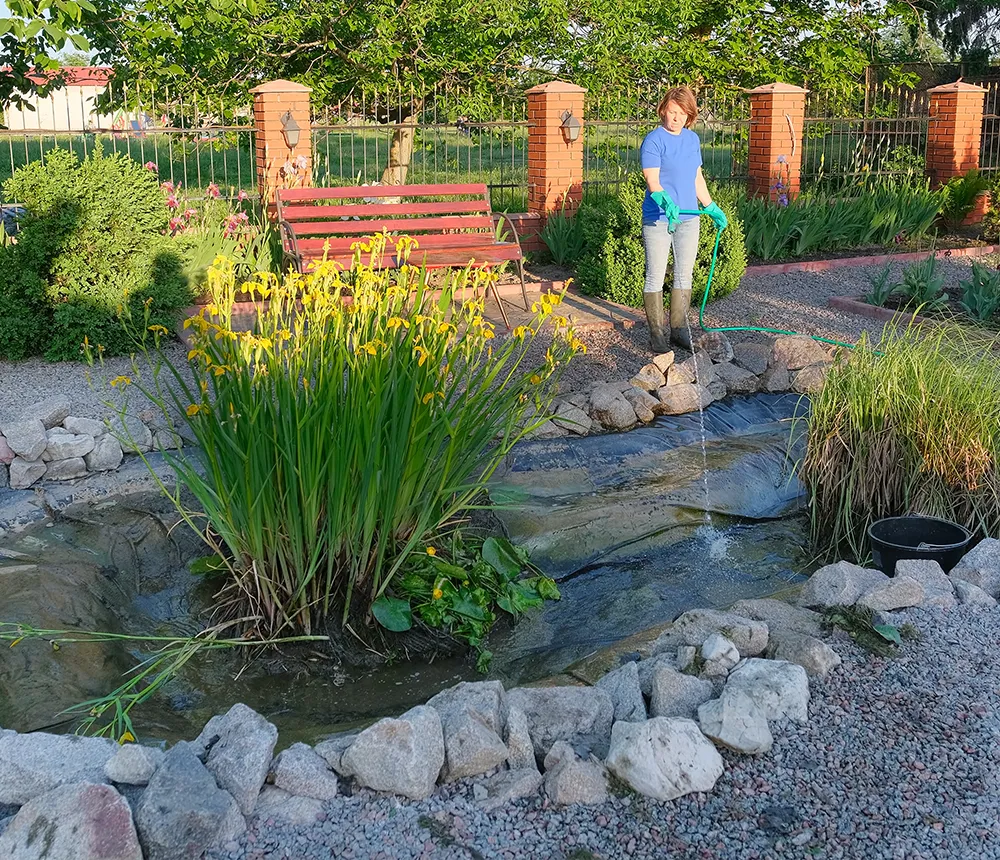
[1,66,115,87]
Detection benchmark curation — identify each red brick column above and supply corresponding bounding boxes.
[926,81,987,187]
[251,80,312,204]
[747,83,808,201]
[525,81,586,218]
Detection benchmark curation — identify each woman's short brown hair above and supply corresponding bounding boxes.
[657,86,698,127]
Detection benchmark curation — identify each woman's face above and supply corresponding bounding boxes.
[663,101,688,134]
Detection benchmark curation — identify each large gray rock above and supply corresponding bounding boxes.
[949,538,1000,598]
[651,351,675,373]
[478,768,544,812]
[2,419,47,461]
[665,363,695,386]
[253,787,324,825]
[649,665,714,720]
[312,733,358,776]
[105,744,165,786]
[427,681,505,736]
[693,331,734,364]
[725,659,809,724]
[649,608,769,657]
[698,690,773,755]
[605,718,724,802]
[636,654,678,696]
[951,578,998,607]
[551,401,593,435]
[729,598,823,638]
[542,742,607,805]
[108,415,153,454]
[64,416,107,437]
[595,661,646,723]
[791,363,829,394]
[0,434,15,464]
[135,744,245,860]
[85,435,125,472]
[0,732,116,804]
[504,707,538,772]
[589,384,637,431]
[629,363,666,392]
[505,686,614,758]
[196,703,278,816]
[857,575,924,612]
[894,559,956,609]
[766,631,842,679]
[45,432,95,461]
[771,336,830,371]
[9,456,46,489]
[759,364,790,393]
[340,705,445,800]
[0,781,142,860]
[45,457,88,481]
[798,561,889,608]
[623,386,659,423]
[732,342,770,375]
[713,362,759,395]
[656,383,704,415]
[428,681,508,781]
[700,633,740,678]
[270,743,339,800]
[677,351,715,386]
[22,395,71,429]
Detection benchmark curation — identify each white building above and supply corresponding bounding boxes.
[2,67,125,132]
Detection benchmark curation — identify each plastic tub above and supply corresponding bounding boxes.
[868,515,972,575]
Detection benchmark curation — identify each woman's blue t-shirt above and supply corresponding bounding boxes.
[640,126,702,224]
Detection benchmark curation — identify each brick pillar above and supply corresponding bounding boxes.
[747,83,808,201]
[251,80,312,204]
[926,81,987,188]
[526,81,586,217]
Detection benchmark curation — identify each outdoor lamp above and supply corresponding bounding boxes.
[560,110,582,143]
[280,110,301,149]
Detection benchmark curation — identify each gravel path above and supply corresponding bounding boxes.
[208,602,1000,860]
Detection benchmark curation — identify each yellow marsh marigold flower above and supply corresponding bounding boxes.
[109,375,132,388]
[186,404,203,417]
[426,546,437,556]
[147,324,168,336]
[386,317,409,331]
[530,374,542,385]
[432,587,444,600]
[512,326,530,340]
[422,392,435,405]
[118,731,136,745]
[413,345,429,367]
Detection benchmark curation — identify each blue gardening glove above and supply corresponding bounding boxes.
[650,190,680,230]
[703,201,728,232]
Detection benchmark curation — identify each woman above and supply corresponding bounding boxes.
[640,86,727,352]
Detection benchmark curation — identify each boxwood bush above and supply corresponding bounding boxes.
[575,172,747,309]
[0,147,194,361]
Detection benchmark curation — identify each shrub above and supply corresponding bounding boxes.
[895,254,946,310]
[0,147,196,361]
[939,169,990,230]
[575,173,747,308]
[798,324,1000,561]
[106,237,581,642]
[959,262,1000,322]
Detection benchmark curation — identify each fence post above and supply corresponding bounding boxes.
[251,80,313,206]
[926,81,989,224]
[525,81,586,220]
[747,83,808,201]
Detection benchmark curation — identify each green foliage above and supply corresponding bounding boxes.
[896,254,947,310]
[983,180,1000,242]
[575,173,747,309]
[864,260,898,307]
[939,169,990,229]
[819,605,908,658]
[738,179,944,261]
[958,262,1000,322]
[540,199,586,266]
[0,147,195,361]
[798,324,1000,561]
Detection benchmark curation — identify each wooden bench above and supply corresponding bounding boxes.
[275,182,528,329]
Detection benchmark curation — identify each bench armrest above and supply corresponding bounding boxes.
[278,219,303,271]
[492,212,523,252]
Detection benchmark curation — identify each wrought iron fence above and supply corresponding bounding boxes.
[981,81,1000,176]
[0,82,256,203]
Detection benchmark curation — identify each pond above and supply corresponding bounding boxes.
[0,393,813,745]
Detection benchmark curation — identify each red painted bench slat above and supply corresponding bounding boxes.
[277,183,489,201]
[280,200,491,220]
[304,247,523,268]
[295,234,517,254]
[283,215,495,236]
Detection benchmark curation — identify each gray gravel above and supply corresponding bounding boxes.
[208,602,1000,860]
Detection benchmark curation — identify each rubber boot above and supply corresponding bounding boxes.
[670,288,693,350]
[642,292,671,354]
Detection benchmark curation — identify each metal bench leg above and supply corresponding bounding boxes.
[491,281,511,331]
[518,259,530,311]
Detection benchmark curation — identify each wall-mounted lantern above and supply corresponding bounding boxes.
[280,110,301,149]
[560,110,582,143]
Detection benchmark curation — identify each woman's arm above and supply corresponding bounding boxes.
[695,167,712,207]
[643,167,662,194]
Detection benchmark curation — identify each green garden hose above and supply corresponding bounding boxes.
[677,209,859,352]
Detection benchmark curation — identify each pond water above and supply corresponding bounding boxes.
[0,393,814,745]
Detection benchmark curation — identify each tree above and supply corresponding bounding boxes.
[916,0,1000,62]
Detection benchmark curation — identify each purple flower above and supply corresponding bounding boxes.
[294,154,308,170]
[777,193,789,207]
[144,161,158,172]
[776,154,788,164]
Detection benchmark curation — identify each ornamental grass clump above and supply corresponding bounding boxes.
[116,234,582,640]
[799,324,1000,561]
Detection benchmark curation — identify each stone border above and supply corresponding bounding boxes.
[827,295,934,326]
[743,243,1000,277]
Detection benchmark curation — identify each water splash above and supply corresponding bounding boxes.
[683,317,712,524]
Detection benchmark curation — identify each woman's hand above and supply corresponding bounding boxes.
[703,201,728,232]
[650,190,680,229]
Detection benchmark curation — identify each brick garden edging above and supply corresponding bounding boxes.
[744,243,1000,277]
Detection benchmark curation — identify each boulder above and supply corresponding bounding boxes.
[951,579,998,607]
[629,363,666,392]
[9,457,46,489]
[505,686,614,758]
[2,419,47,461]
[427,681,505,736]
[759,364,790,393]
[693,331,734,364]
[45,432,96,461]
[85,436,125,472]
[791,363,829,394]
[652,351,675,373]
[105,744,165,786]
[524,419,567,440]
[729,598,823,638]
[949,538,1000,598]
[312,733,358,776]
[766,631,842,679]
[605,718,724,802]
[623,387,659,423]
[135,744,245,860]
[542,742,608,805]
[0,732,116,804]
[656,383,701,415]
[588,384,637,431]
[677,351,715,386]
[45,457,88,481]
[636,654,678,696]
[195,703,278,816]
[894,559,956,609]
[649,665,714,720]
[713,362,759,396]
[675,645,698,673]
[665,363,695,386]
[478,768,544,812]
[732,342,771,375]
[771,336,830,372]
[427,681,508,781]
[107,415,152,455]
[64,416,107,438]
[698,690,773,755]
[0,782,142,860]
[595,661,646,723]
[706,379,728,401]
[270,742,339,800]
[339,705,445,800]
[649,608,769,657]
[153,430,183,451]
[551,401,593,436]
[253,787,323,825]
[725,659,809,724]
[700,633,740,678]
[797,561,888,609]
[856,575,924,612]
[0,434,15,465]
[22,395,71,429]
[504,707,538,772]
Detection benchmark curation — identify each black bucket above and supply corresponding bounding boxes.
[868,515,972,575]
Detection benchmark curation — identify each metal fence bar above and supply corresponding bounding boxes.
[981,81,1000,176]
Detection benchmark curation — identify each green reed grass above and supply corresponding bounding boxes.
[799,324,1000,561]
